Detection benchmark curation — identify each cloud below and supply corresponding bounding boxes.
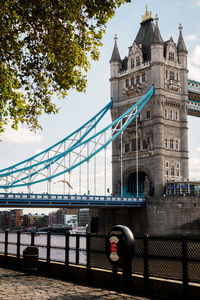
[196,0,200,7]
[188,45,200,81]
[184,34,197,41]
[1,124,43,144]
[189,147,200,180]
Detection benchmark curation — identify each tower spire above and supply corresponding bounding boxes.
[110,34,121,63]
[177,23,187,53]
[152,14,163,44]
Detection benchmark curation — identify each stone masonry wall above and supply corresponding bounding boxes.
[146,196,200,236]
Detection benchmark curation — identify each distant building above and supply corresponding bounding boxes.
[8,209,23,228]
[65,215,77,227]
[78,209,89,227]
[0,211,9,227]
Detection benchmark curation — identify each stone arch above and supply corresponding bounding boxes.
[123,167,152,197]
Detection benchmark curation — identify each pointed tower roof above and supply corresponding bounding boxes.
[177,24,187,53]
[152,14,164,44]
[134,6,155,61]
[110,34,121,63]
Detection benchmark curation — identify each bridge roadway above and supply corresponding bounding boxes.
[0,192,145,208]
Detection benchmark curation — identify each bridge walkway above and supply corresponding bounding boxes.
[0,267,154,300]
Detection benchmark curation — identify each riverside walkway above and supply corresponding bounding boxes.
[0,267,155,300]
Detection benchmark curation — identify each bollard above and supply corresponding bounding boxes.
[23,246,38,273]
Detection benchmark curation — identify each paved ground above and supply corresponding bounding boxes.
[0,267,156,300]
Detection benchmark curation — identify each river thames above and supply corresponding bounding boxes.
[0,232,86,264]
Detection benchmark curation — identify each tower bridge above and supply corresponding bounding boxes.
[0,7,200,236]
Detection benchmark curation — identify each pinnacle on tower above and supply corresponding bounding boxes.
[152,14,164,44]
[177,23,187,53]
[110,34,121,63]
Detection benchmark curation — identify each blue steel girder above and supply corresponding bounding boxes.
[0,193,145,208]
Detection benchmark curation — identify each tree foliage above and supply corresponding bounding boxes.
[0,0,130,133]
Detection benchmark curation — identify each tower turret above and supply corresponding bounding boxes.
[110,34,122,100]
[177,24,188,71]
[151,15,164,89]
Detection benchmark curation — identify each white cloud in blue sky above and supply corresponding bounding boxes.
[1,124,42,145]
[185,34,197,41]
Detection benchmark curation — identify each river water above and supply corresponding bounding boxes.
[0,232,86,265]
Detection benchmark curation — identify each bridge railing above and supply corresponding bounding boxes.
[0,231,200,290]
[0,192,145,208]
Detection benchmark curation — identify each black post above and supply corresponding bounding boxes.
[86,233,91,283]
[143,234,149,294]
[31,231,35,246]
[76,235,80,265]
[65,231,70,267]
[47,231,51,265]
[112,265,118,290]
[17,231,21,261]
[182,236,188,299]
[122,259,132,291]
[4,230,8,265]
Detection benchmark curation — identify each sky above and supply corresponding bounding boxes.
[0,0,200,214]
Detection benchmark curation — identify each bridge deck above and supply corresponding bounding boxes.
[0,193,145,208]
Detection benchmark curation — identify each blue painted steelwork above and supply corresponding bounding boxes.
[0,100,113,174]
[0,192,145,208]
[188,98,200,113]
[188,79,200,95]
[0,85,155,189]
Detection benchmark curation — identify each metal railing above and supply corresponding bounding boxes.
[0,192,145,208]
[0,231,200,289]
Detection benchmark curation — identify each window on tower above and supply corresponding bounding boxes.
[175,140,179,150]
[131,77,134,86]
[136,56,140,67]
[169,71,175,80]
[142,73,146,82]
[125,79,129,88]
[164,110,168,118]
[146,110,151,119]
[136,75,140,84]
[171,166,175,176]
[131,59,135,69]
[166,69,168,79]
[169,52,175,61]
[125,143,130,153]
[165,138,168,149]
[170,139,174,149]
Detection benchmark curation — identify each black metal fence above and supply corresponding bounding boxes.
[0,231,200,288]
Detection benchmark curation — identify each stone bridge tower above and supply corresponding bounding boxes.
[110,7,189,197]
